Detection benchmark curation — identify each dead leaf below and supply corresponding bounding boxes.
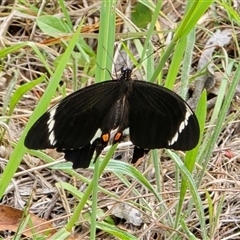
[0,205,56,238]
[188,29,232,109]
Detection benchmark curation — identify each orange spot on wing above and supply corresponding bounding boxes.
[102,133,109,142]
[114,132,122,141]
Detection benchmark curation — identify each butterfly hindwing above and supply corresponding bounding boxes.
[128,80,199,151]
[62,143,95,168]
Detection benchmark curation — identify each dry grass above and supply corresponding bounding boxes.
[1,0,240,239]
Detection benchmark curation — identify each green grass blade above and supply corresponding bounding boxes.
[150,1,213,85]
[88,1,117,239]
[168,151,207,239]
[174,90,207,228]
[8,75,45,116]
[65,144,118,231]
[164,36,187,89]
[0,21,83,199]
[196,64,240,186]
[96,221,138,240]
[95,0,117,82]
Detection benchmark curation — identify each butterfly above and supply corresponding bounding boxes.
[24,67,200,169]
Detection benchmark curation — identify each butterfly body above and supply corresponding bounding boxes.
[25,68,200,168]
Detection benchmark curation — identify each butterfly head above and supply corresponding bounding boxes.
[120,67,132,81]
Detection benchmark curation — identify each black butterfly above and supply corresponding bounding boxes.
[24,67,200,169]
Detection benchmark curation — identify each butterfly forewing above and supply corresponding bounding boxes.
[24,81,120,150]
[128,80,199,150]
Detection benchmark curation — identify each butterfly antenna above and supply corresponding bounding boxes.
[101,45,123,79]
[96,61,113,79]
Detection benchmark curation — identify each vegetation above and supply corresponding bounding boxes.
[0,0,240,239]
